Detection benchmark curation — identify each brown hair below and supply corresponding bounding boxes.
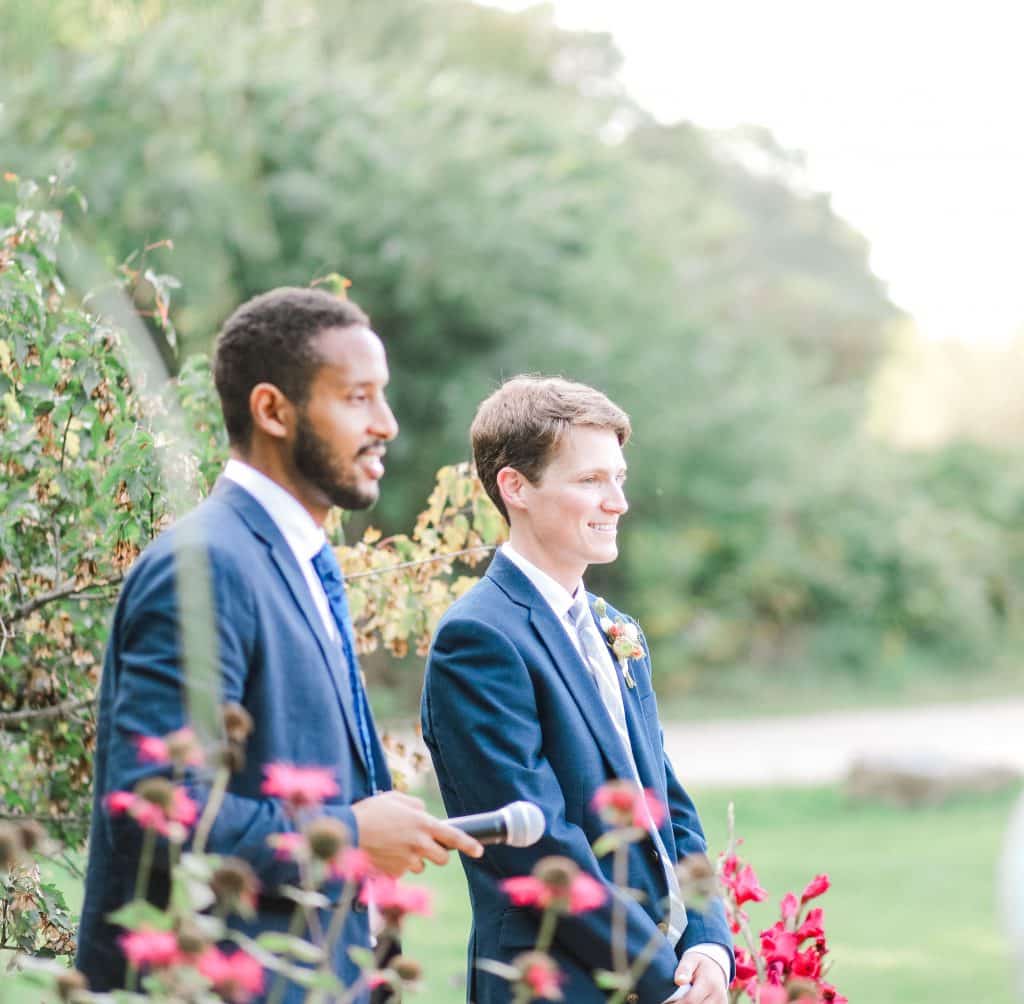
[471,375,631,522]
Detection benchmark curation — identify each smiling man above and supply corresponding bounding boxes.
[77,287,482,1001]
[422,376,733,1003]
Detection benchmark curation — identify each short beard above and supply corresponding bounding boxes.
[292,410,377,511]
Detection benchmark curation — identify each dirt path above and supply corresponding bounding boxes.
[662,697,1024,788]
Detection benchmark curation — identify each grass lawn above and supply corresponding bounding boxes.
[8,785,1020,1003]
[402,785,1021,1003]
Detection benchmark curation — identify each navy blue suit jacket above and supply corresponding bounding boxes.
[421,551,732,1003]
[77,479,389,1001]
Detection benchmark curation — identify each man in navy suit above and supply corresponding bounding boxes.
[77,288,482,999]
[422,376,732,1003]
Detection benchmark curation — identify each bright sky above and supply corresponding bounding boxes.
[487,0,1024,343]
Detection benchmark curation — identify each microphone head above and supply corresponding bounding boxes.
[502,801,545,848]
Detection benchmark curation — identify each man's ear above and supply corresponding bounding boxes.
[496,466,531,514]
[249,382,294,442]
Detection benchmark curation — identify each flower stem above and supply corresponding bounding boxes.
[266,903,306,1004]
[192,765,230,856]
[612,843,628,975]
[134,826,157,900]
[534,907,558,955]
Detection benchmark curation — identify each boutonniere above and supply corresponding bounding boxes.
[593,597,642,689]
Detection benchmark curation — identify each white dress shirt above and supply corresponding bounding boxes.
[222,459,337,642]
[501,545,730,991]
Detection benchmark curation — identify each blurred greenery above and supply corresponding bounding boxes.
[9,785,1017,1003]
[4,0,1024,706]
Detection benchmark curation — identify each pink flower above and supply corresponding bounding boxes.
[329,847,373,884]
[268,832,308,861]
[261,764,339,810]
[779,892,799,923]
[360,876,432,927]
[500,865,607,915]
[754,984,787,1004]
[118,928,182,969]
[502,876,550,908]
[197,947,265,1003]
[732,947,758,984]
[366,972,391,990]
[105,791,137,815]
[591,782,666,829]
[135,735,169,764]
[567,872,606,913]
[800,873,830,903]
[523,956,562,999]
[170,787,199,827]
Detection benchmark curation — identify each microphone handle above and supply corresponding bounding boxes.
[447,810,508,845]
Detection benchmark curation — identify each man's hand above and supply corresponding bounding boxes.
[672,951,728,1004]
[352,791,484,876]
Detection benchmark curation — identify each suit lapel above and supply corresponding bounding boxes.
[214,480,368,772]
[488,553,637,782]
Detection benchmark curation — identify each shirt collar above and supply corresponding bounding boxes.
[501,543,583,620]
[222,458,326,563]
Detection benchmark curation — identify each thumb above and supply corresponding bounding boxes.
[674,960,693,985]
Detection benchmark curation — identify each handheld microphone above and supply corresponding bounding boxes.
[448,801,545,848]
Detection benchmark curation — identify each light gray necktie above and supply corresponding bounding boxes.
[568,592,688,943]
[570,593,630,744]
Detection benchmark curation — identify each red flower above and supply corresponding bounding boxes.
[568,872,606,913]
[197,947,265,1003]
[360,876,432,926]
[170,787,199,827]
[261,764,339,810]
[760,924,799,968]
[105,791,136,815]
[366,972,391,990]
[732,947,758,983]
[800,873,830,903]
[135,735,170,764]
[118,928,182,969]
[779,892,799,923]
[796,907,824,942]
[329,847,373,884]
[791,947,822,979]
[730,864,768,906]
[821,983,848,1003]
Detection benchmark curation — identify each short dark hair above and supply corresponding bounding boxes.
[471,375,631,522]
[213,287,369,447]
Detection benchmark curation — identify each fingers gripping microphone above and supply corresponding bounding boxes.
[448,801,545,848]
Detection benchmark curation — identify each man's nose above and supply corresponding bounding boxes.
[602,482,628,514]
[371,398,399,442]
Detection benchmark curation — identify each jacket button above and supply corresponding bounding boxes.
[353,899,367,914]
[657,921,669,934]
[626,994,639,1004]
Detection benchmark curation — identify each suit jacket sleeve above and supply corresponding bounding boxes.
[101,540,357,890]
[425,614,682,1003]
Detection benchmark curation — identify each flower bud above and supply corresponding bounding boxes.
[222,702,253,744]
[0,822,24,870]
[165,727,204,769]
[16,819,47,854]
[210,857,259,914]
[55,969,89,1002]
[135,776,175,812]
[532,856,579,894]
[305,817,349,861]
[675,853,719,909]
[787,978,819,1001]
[391,955,423,983]
[175,919,208,957]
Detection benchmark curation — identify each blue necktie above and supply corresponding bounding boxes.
[311,543,378,794]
